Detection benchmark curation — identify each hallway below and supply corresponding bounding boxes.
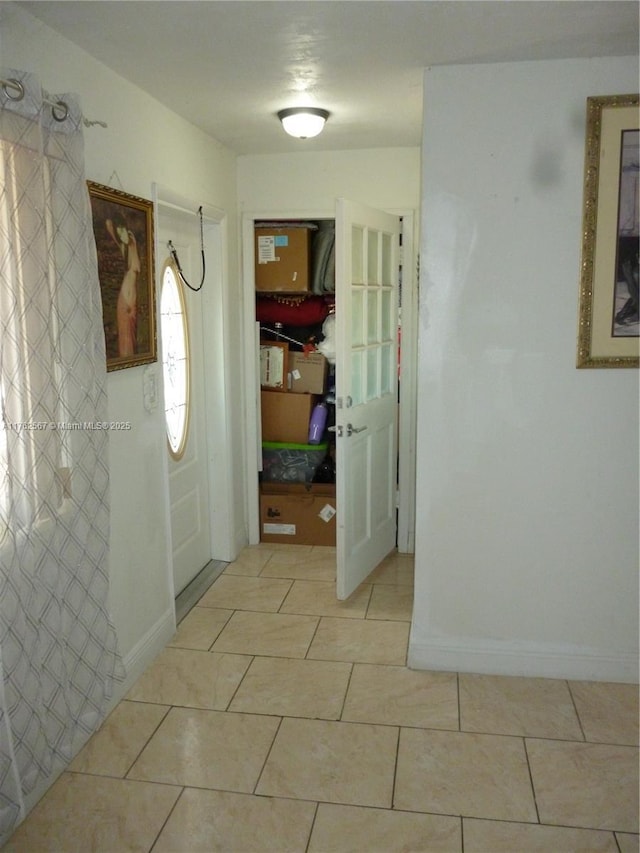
[4,545,638,852]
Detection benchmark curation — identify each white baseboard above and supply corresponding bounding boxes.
[109,607,176,708]
[234,527,248,560]
[407,632,639,683]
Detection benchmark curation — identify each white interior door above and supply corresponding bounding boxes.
[158,209,212,596]
[335,199,400,599]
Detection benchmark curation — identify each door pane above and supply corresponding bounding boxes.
[381,232,393,285]
[352,226,364,284]
[352,289,365,347]
[366,347,378,401]
[351,350,364,406]
[367,289,379,344]
[367,229,379,284]
[381,342,393,396]
[381,289,392,340]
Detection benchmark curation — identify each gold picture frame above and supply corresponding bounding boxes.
[87,181,156,371]
[577,94,639,368]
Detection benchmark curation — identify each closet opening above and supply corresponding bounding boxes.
[241,205,417,593]
[256,219,338,548]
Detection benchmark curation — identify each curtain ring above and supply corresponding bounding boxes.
[51,100,69,122]
[2,78,25,102]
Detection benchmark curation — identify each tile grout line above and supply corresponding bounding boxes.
[565,679,588,743]
[522,737,542,825]
[251,715,285,796]
[276,577,295,613]
[304,615,323,659]
[390,724,402,811]
[303,801,321,853]
[224,648,256,711]
[337,661,356,720]
[122,703,173,781]
[147,785,186,853]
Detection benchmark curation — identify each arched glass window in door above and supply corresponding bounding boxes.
[160,258,190,459]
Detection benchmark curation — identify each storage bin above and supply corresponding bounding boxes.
[261,441,328,484]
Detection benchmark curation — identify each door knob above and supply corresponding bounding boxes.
[346,423,367,437]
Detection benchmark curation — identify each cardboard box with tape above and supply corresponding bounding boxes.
[289,351,328,394]
[261,390,316,444]
[260,483,336,546]
[255,224,314,293]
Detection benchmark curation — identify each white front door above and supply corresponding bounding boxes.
[158,208,212,595]
[335,199,400,599]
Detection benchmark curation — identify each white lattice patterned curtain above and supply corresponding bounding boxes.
[0,69,123,844]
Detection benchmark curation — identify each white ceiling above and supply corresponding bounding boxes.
[17,0,640,155]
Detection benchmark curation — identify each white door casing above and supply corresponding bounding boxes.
[335,199,400,599]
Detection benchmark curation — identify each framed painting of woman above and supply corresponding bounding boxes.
[87,182,156,371]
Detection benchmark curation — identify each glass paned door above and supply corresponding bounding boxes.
[335,199,400,599]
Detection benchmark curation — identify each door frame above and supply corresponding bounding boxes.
[154,185,237,590]
[241,207,417,553]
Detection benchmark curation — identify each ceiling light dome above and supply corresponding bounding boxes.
[277,107,330,139]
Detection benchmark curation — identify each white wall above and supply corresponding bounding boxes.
[1,4,244,682]
[411,57,639,682]
[237,148,421,214]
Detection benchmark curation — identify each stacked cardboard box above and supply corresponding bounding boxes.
[289,351,328,394]
[255,225,314,293]
[261,390,316,444]
[260,483,336,546]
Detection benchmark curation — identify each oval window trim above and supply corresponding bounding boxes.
[160,258,191,460]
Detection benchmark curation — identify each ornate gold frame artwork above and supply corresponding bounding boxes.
[87,182,156,371]
[577,94,639,368]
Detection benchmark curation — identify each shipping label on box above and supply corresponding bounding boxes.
[263,522,296,536]
[257,235,277,263]
[289,351,328,394]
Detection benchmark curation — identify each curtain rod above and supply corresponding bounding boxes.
[0,77,108,128]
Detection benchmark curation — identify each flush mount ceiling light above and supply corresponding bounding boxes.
[277,107,330,139]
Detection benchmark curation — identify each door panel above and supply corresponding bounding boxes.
[335,199,400,599]
[158,210,212,596]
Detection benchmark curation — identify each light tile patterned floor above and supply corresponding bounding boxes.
[4,546,639,853]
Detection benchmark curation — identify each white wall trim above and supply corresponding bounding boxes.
[116,606,176,699]
[394,209,417,554]
[408,633,639,683]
